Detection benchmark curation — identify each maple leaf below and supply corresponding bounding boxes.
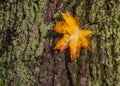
[53,12,93,61]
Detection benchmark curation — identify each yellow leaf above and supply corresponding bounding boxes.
[53,12,93,61]
[54,34,70,51]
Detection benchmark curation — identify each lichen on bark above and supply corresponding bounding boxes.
[0,0,120,86]
[0,0,52,86]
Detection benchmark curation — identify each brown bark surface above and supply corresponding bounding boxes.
[0,0,120,86]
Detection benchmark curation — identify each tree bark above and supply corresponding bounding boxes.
[0,0,120,86]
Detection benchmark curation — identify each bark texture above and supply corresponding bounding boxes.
[0,0,120,86]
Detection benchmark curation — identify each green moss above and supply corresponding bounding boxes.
[0,0,51,85]
[75,0,120,86]
[0,0,120,86]
[10,59,35,86]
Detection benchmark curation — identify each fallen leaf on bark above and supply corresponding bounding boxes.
[53,12,93,61]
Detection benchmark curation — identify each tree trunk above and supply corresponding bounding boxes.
[0,0,120,86]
